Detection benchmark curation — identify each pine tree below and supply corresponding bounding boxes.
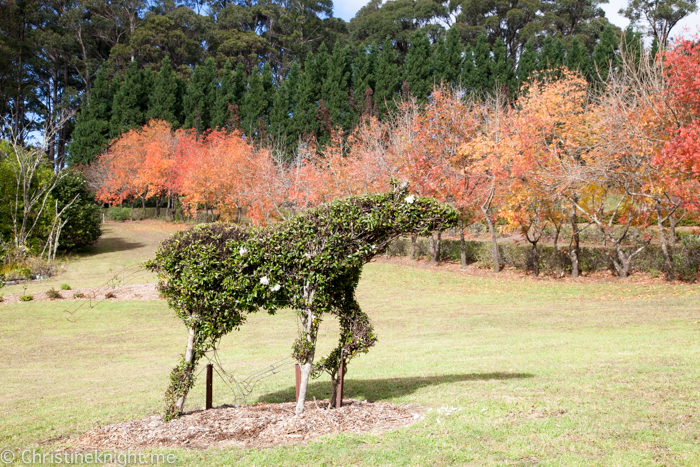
[432,35,449,85]
[110,60,148,137]
[491,38,514,93]
[232,62,247,109]
[593,24,619,82]
[517,41,538,85]
[404,30,433,102]
[322,41,354,131]
[353,42,378,98]
[294,51,321,138]
[375,37,401,116]
[147,56,179,127]
[183,57,217,132]
[68,66,111,165]
[444,27,463,86]
[472,34,492,91]
[270,68,294,150]
[565,37,590,77]
[650,37,659,60]
[241,67,267,137]
[461,45,475,90]
[540,37,565,74]
[261,62,276,115]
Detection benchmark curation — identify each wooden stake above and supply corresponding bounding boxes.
[206,364,213,410]
[295,364,301,402]
[335,359,345,409]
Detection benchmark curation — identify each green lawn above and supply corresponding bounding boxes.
[1,222,700,466]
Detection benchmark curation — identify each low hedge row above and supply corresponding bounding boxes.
[386,237,700,281]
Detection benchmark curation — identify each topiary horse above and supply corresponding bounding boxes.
[147,184,459,419]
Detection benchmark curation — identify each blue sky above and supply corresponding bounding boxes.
[333,0,700,39]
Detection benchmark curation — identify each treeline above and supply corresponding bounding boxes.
[90,39,700,281]
[3,0,668,165]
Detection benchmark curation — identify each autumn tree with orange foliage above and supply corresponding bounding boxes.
[93,120,179,218]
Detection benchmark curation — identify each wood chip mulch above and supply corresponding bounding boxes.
[69,400,423,450]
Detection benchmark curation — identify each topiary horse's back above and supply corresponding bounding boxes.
[148,184,460,418]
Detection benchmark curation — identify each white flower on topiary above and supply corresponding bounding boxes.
[260,276,269,285]
[271,284,281,292]
[404,195,416,204]
[239,247,248,256]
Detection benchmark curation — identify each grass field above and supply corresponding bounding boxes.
[2,221,700,466]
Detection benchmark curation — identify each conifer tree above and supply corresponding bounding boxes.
[491,38,514,93]
[461,45,475,90]
[261,62,276,114]
[443,27,463,86]
[110,60,148,137]
[353,42,378,98]
[241,67,267,137]
[517,41,538,85]
[375,37,401,116]
[432,35,449,84]
[322,42,354,131]
[147,56,179,127]
[232,62,247,110]
[565,37,590,76]
[593,24,620,82]
[183,57,216,132]
[68,66,111,165]
[540,37,565,74]
[404,30,433,102]
[270,68,294,150]
[212,61,235,130]
[472,34,492,91]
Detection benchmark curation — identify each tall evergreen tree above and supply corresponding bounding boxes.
[593,24,620,82]
[432,35,449,84]
[261,62,276,115]
[110,61,148,137]
[540,37,566,73]
[443,27,463,86]
[68,66,111,165]
[241,67,267,137]
[270,65,296,151]
[461,45,475,90]
[212,61,236,130]
[491,38,514,93]
[322,42,355,131]
[404,30,433,102]
[183,57,217,132]
[147,56,179,127]
[232,62,247,111]
[517,41,538,85]
[472,34,492,91]
[565,37,590,77]
[353,42,378,98]
[374,37,401,116]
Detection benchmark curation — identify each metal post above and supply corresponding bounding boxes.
[295,364,301,402]
[206,364,213,410]
[335,359,345,409]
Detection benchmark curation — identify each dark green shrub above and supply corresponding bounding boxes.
[60,283,71,290]
[46,288,62,299]
[73,292,85,299]
[52,171,102,251]
[107,207,132,222]
[19,294,33,302]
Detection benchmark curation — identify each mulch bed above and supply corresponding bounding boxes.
[69,400,423,450]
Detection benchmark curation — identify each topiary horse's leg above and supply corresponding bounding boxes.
[294,306,319,414]
[164,325,201,420]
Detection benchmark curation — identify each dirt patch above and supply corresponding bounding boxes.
[68,400,422,450]
[0,283,161,305]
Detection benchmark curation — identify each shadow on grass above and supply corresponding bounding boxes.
[256,372,534,404]
[84,236,145,255]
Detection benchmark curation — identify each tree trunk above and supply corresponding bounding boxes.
[613,246,632,279]
[174,326,197,414]
[669,212,678,248]
[295,300,317,415]
[460,221,467,269]
[655,201,674,280]
[410,234,417,260]
[141,196,146,219]
[156,194,162,218]
[484,214,500,272]
[570,199,580,278]
[530,241,540,277]
[329,359,345,409]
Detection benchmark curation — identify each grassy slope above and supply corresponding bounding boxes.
[1,221,699,466]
